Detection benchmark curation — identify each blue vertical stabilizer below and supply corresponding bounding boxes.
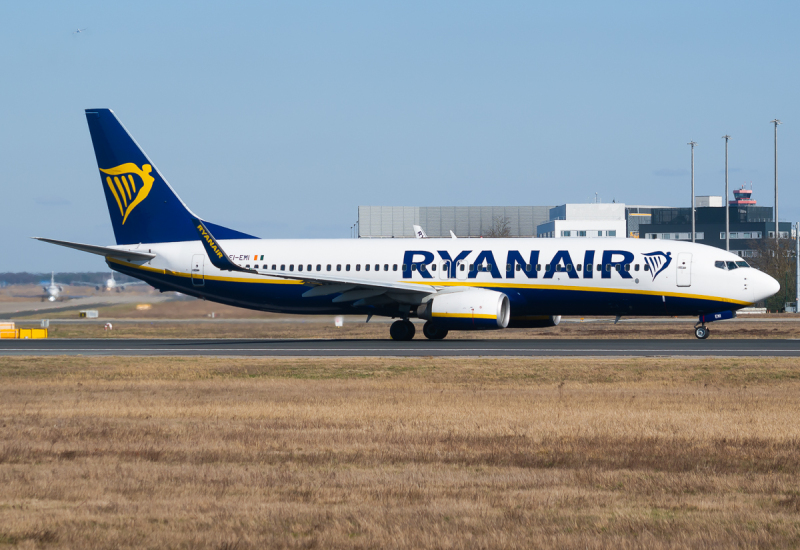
[85,109,256,245]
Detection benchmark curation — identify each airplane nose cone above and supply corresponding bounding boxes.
[753,271,780,303]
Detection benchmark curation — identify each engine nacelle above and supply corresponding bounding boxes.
[417,289,510,330]
[507,315,562,329]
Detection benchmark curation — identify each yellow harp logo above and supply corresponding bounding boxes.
[99,163,155,225]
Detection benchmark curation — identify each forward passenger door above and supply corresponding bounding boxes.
[676,253,691,287]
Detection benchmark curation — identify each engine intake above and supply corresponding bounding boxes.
[417,289,510,330]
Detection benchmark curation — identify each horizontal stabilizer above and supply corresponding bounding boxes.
[32,237,156,261]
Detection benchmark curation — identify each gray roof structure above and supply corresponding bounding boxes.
[358,206,553,238]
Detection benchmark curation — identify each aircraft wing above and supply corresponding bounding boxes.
[33,237,156,261]
[192,218,437,302]
[253,269,437,299]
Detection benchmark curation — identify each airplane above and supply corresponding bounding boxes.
[42,272,63,302]
[71,271,148,291]
[35,109,780,340]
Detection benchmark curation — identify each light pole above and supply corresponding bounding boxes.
[723,135,730,251]
[796,221,799,313]
[688,141,697,243]
[771,119,781,241]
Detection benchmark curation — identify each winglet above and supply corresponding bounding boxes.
[191,217,255,273]
[413,225,427,239]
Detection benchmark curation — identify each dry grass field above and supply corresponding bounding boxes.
[24,317,800,339]
[2,356,800,548]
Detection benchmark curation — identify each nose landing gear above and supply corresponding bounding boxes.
[694,325,710,339]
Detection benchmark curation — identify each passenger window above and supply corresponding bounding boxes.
[537,264,541,271]
[346,265,351,271]
[365,264,370,271]
[605,264,611,272]
[290,265,294,271]
[337,265,341,271]
[576,264,581,271]
[727,261,738,270]
[402,264,407,271]
[375,264,380,271]
[525,264,532,272]
[597,264,602,271]
[469,264,475,272]
[316,264,321,271]
[298,265,303,271]
[420,264,427,272]
[566,264,573,272]
[487,264,493,271]
[280,264,285,271]
[327,265,332,271]
[246,265,250,268]
[634,264,639,271]
[384,264,389,271]
[393,264,398,271]
[714,261,726,269]
[357,264,361,271]
[545,264,551,271]
[615,265,621,272]
[644,265,650,271]
[586,264,592,272]
[307,264,311,271]
[556,265,562,272]
[624,264,630,272]
[507,263,512,272]
[516,264,522,271]
[412,264,417,271]
[459,264,465,271]
[272,264,276,270]
[431,264,436,271]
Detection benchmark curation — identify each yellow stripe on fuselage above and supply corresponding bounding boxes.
[406,280,751,306]
[106,257,304,284]
[105,258,751,305]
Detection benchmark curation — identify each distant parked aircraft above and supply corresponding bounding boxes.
[43,272,63,302]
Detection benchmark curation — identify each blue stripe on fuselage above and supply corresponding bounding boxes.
[110,262,742,318]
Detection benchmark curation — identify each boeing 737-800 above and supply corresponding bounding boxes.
[35,109,779,339]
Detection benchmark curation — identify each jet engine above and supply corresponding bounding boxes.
[417,289,510,330]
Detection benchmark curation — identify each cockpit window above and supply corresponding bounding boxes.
[736,261,750,268]
[714,261,726,269]
[726,261,738,270]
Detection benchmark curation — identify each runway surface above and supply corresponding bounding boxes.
[1,338,799,357]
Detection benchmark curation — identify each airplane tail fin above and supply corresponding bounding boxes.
[85,109,256,245]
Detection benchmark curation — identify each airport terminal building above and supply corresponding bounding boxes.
[358,188,790,258]
[357,204,665,240]
[638,188,793,257]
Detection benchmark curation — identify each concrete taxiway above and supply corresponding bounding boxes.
[1,338,799,357]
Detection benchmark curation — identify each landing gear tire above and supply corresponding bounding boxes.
[390,320,416,341]
[695,326,710,340]
[422,321,449,340]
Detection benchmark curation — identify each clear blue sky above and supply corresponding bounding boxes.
[2,1,798,271]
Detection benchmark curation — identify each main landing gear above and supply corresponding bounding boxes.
[390,320,416,341]
[390,320,450,341]
[422,321,448,340]
[694,325,710,340]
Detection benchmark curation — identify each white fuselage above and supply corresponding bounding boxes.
[107,237,779,318]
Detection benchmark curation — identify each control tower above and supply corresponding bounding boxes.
[730,185,756,206]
